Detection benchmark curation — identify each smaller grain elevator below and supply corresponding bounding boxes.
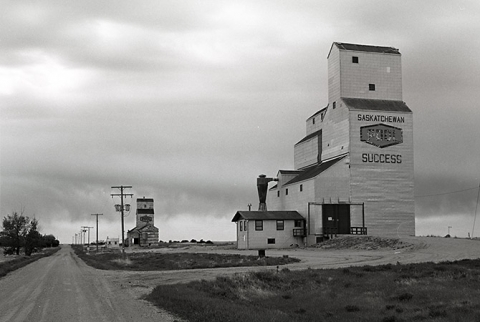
[126,197,159,246]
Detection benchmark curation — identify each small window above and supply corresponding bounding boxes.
[267,238,275,244]
[276,220,284,231]
[300,184,303,192]
[369,84,376,91]
[286,188,289,196]
[332,101,336,109]
[240,221,243,231]
[277,191,280,197]
[295,220,303,228]
[312,118,315,125]
[352,56,358,63]
[244,221,247,231]
[255,220,263,231]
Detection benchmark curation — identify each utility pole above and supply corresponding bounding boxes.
[82,226,94,251]
[472,183,480,238]
[111,185,133,255]
[91,214,103,252]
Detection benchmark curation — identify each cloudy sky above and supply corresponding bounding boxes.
[1,1,479,243]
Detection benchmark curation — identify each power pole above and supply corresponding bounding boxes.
[111,185,133,255]
[91,214,103,252]
[82,226,94,251]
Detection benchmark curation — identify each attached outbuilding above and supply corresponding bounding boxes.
[232,211,306,249]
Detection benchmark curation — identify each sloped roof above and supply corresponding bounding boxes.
[307,105,328,120]
[232,211,304,222]
[285,155,346,186]
[127,223,159,233]
[295,129,322,146]
[332,42,400,55]
[342,98,412,113]
[137,209,154,214]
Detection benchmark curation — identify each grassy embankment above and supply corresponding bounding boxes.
[0,247,61,279]
[72,245,300,270]
[147,259,480,322]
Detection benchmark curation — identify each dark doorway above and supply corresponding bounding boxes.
[323,204,351,234]
[133,238,139,245]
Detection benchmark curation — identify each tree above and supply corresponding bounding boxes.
[42,234,57,248]
[24,218,41,256]
[1,211,45,256]
[1,211,28,255]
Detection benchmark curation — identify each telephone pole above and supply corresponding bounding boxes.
[111,185,133,255]
[91,213,103,252]
[82,226,94,251]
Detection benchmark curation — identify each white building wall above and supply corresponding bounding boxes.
[294,137,319,169]
[240,220,303,249]
[320,103,350,161]
[340,51,402,101]
[349,110,414,236]
[328,45,341,104]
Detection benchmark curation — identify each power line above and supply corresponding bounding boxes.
[414,186,479,198]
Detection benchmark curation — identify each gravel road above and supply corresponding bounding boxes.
[0,245,179,322]
[1,237,480,322]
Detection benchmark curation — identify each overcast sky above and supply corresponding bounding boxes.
[1,1,480,243]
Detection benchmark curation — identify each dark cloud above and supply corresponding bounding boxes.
[1,1,480,242]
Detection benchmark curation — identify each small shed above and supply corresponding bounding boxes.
[232,211,306,249]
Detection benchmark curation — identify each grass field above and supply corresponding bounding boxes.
[146,259,480,322]
[72,246,300,270]
[0,247,61,279]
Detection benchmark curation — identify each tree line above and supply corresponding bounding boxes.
[0,211,59,256]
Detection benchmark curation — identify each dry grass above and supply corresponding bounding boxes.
[147,260,480,322]
[72,245,300,271]
[0,247,61,279]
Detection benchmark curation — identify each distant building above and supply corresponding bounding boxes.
[105,237,120,249]
[233,42,414,249]
[126,197,159,246]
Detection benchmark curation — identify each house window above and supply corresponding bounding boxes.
[295,220,303,228]
[369,84,376,91]
[267,238,275,244]
[300,184,303,192]
[286,188,288,196]
[240,221,243,231]
[333,101,336,109]
[352,56,358,63]
[276,220,284,231]
[313,117,315,124]
[277,191,280,197]
[244,221,247,231]
[255,220,263,231]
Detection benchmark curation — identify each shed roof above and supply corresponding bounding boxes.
[329,42,400,58]
[285,155,346,186]
[295,129,322,146]
[137,198,154,202]
[232,211,304,222]
[342,98,411,113]
[137,209,154,214]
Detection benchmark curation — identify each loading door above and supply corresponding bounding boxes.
[322,204,351,234]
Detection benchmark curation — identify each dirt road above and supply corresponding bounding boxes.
[1,237,479,321]
[0,245,178,322]
[102,236,480,298]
